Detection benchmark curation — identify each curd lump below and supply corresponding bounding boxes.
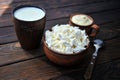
[45,24,90,54]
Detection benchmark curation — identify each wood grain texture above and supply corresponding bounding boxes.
[0,0,120,80]
[92,59,120,80]
[0,57,61,80]
[0,0,114,12]
[0,33,119,66]
[0,38,120,80]
[0,0,120,44]
[0,0,120,27]
[0,9,120,44]
[50,59,120,80]
[0,42,44,66]
[0,23,119,66]
[96,38,120,63]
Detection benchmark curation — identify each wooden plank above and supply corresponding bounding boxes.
[0,0,104,14]
[0,9,120,44]
[0,28,119,66]
[0,27,17,44]
[96,38,120,64]
[0,56,93,80]
[0,27,15,36]
[0,0,95,4]
[0,0,114,11]
[47,1,120,20]
[0,41,44,66]
[50,59,120,80]
[95,28,120,40]
[0,38,120,80]
[0,0,120,28]
[0,57,61,80]
[0,38,94,67]
[99,21,120,30]
[92,59,120,80]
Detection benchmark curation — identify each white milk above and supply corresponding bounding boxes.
[14,7,45,21]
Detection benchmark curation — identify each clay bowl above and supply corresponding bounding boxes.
[43,37,90,66]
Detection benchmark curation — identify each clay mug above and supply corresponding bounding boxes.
[12,5,46,50]
[69,13,99,37]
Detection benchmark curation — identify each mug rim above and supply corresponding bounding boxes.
[12,5,46,22]
[70,13,94,27]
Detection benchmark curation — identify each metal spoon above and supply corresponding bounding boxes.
[84,39,104,80]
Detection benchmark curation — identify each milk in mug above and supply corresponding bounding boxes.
[14,7,45,21]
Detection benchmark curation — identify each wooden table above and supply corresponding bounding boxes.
[0,0,120,80]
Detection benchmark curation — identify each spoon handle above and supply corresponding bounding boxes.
[84,44,100,80]
[84,55,96,80]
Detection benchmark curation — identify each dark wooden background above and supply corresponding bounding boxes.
[0,0,120,80]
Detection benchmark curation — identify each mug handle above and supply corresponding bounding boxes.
[89,24,100,37]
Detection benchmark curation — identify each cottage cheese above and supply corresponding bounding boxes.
[45,24,89,54]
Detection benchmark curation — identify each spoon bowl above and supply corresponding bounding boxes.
[94,39,104,48]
